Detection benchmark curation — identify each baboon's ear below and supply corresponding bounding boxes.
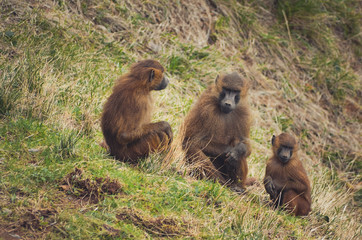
[272,135,276,146]
[149,69,155,82]
[215,75,219,84]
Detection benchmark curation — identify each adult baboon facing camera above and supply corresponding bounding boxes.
[182,72,253,192]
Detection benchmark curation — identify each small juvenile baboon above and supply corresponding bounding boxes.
[182,72,252,192]
[264,133,311,216]
[101,59,173,163]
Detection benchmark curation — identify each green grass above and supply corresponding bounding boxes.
[0,118,302,239]
[275,0,362,55]
[0,0,361,239]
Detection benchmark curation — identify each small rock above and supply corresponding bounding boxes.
[2,208,12,215]
[9,233,22,239]
[28,148,40,153]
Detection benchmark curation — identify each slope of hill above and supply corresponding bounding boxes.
[0,0,361,239]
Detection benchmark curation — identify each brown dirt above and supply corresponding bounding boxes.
[20,209,57,231]
[61,167,123,203]
[116,207,194,237]
[0,208,57,240]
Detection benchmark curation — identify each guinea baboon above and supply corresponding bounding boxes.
[264,133,311,216]
[182,72,252,192]
[101,59,173,163]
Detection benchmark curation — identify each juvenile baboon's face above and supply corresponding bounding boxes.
[272,133,298,164]
[276,144,294,163]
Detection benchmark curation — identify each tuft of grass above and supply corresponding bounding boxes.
[310,55,358,102]
[54,129,82,160]
[274,114,293,132]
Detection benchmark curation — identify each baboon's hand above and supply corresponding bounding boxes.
[157,121,173,142]
[234,142,247,157]
[225,150,239,168]
[225,142,246,168]
[264,176,277,199]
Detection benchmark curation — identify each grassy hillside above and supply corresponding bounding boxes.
[0,0,361,239]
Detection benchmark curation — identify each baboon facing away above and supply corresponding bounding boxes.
[182,72,252,192]
[101,59,173,163]
[264,133,311,216]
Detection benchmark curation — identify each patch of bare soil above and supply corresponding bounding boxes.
[60,167,123,203]
[1,209,57,239]
[21,209,56,230]
[116,207,194,237]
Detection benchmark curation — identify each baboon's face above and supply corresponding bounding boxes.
[215,72,247,114]
[272,133,297,164]
[277,145,293,163]
[130,60,169,91]
[152,69,169,91]
[218,87,240,114]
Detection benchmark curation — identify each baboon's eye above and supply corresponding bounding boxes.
[149,69,155,82]
[220,91,226,99]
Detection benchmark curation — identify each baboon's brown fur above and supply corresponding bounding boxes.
[264,133,311,216]
[101,60,172,163]
[182,72,252,191]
